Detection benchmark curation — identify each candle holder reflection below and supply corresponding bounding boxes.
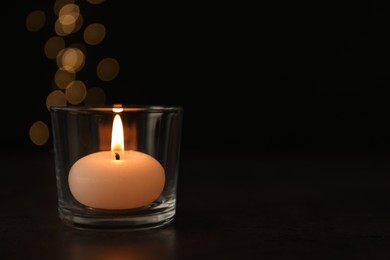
[50,105,183,230]
[59,227,177,260]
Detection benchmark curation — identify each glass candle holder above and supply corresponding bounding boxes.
[50,105,183,231]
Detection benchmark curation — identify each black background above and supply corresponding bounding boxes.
[3,2,390,259]
[1,1,390,154]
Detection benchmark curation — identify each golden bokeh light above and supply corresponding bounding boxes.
[54,0,75,16]
[44,36,65,59]
[54,69,75,89]
[84,87,106,106]
[58,3,80,25]
[59,13,77,26]
[29,121,50,146]
[26,10,46,32]
[87,0,105,4]
[46,90,67,110]
[29,0,114,147]
[55,13,83,36]
[65,80,87,104]
[55,3,82,36]
[57,47,85,73]
[55,18,74,36]
[84,23,106,45]
[97,58,120,81]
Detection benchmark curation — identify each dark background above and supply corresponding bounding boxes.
[3,2,390,259]
[1,1,389,154]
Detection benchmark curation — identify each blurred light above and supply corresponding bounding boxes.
[54,0,75,16]
[84,23,106,45]
[26,10,46,32]
[65,80,87,104]
[55,18,74,36]
[57,48,85,73]
[87,0,105,4]
[55,13,83,36]
[84,87,106,106]
[55,3,82,36]
[59,13,77,26]
[54,69,75,89]
[113,108,123,113]
[29,121,49,146]
[113,104,123,113]
[58,3,80,20]
[97,58,120,81]
[44,36,65,59]
[46,90,67,110]
[58,3,80,32]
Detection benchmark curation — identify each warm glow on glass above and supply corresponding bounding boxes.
[65,80,87,104]
[87,0,105,4]
[84,87,106,106]
[97,58,120,81]
[54,69,75,89]
[29,121,49,146]
[44,36,65,59]
[46,90,67,110]
[83,23,106,45]
[111,114,124,158]
[26,10,46,32]
[113,104,123,113]
[57,48,85,73]
[113,108,124,113]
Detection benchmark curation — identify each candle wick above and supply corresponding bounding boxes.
[115,153,120,160]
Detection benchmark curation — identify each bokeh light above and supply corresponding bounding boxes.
[55,3,82,36]
[97,58,120,81]
[25,10,46,32]
[55,18,74,36]
[55,13,83,36]
[46,90,67,110]
[65,80,87,104]
[58,3,80,21]
[57,47,85,73]
[54,0,75,16]
[84,87,106,106]
[54,69,76,89]
[44,36,65,59]
[84,23,106,45]
[28,0,117,146]
[29,121,50,146]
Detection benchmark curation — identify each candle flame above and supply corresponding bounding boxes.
[111,114,124,159]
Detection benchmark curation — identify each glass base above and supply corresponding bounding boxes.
[58,202,176,231]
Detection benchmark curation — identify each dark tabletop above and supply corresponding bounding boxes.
[1,150,390,259]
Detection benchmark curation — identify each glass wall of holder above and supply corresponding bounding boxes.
[50,105,183,231]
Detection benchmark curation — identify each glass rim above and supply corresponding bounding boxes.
[49,104,183,113]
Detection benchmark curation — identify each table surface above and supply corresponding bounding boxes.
[1,150,390,259]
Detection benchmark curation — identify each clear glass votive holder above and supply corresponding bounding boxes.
[50,105,183,231]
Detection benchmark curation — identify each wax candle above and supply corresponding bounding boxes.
[68,113,165,210]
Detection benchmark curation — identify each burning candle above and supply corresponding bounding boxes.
[68,113,165,210]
